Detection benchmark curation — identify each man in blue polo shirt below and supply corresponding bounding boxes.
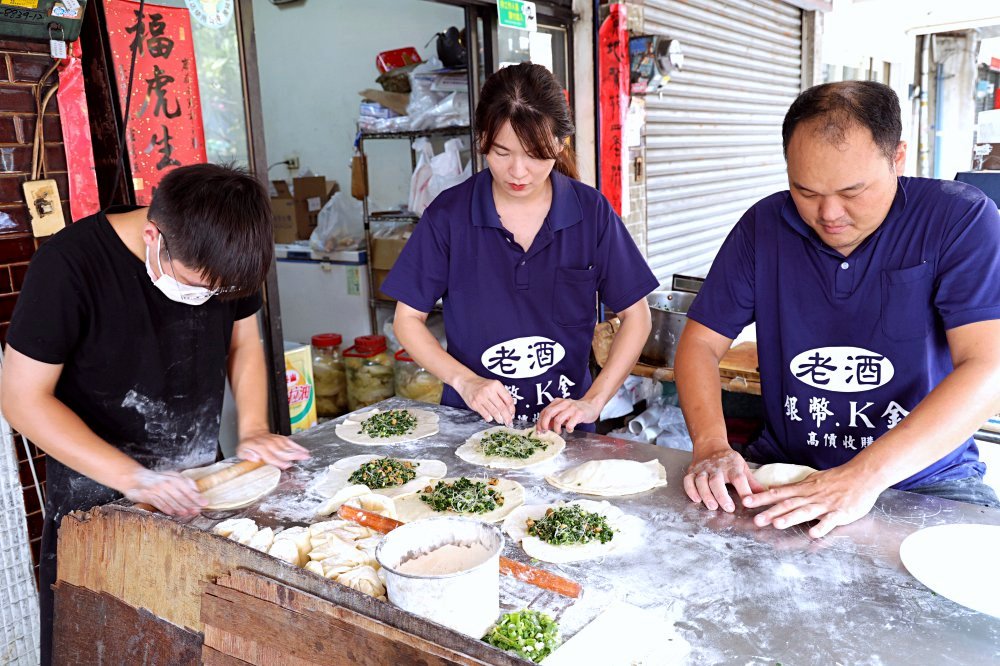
[675,80,1000,538]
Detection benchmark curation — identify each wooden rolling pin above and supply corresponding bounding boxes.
[135,459,268,512]
[337,504,583,599]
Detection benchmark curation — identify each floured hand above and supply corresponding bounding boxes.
[454,374,515,426]
[123,468,206,516]
[682,447,764,512]
[743,465,882,538]
[537,397,600,434]
[238,431,310,469]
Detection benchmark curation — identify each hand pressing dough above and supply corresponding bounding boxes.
[393,477,525,524]
[336,565,386,599]
[502,499,643,564]
[456,426,565,470]
[182,461,282,510]
[335,408,440,445]
[752,463,818,489]
[314,454,448,503]
[545,459,667,496]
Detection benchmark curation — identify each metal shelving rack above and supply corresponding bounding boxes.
[358,125,473,332]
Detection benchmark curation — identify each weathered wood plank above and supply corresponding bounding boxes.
[52,581,201,665]
[203,645,253,666]
[203,570,492,666]
[58,506,526,665]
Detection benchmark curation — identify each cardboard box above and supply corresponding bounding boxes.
[371,236,409,270]
[271,177,339,244]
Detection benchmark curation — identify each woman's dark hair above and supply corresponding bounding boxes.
[782,81,902,164]
[148,163,273,298]
[475,62,579,180]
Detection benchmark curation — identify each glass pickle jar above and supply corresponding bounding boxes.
[344,335,394,411]
[311,333,347,418]
[394,349,443,404]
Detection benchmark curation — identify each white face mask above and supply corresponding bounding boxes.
[145,235,216,306]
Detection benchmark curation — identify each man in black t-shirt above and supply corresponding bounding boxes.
[1,164,309,665]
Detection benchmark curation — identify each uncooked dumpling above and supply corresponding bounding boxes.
[309,536,375,570]
[314,483,371,517]
[272,526,311,563]
[247,527,275,552]
[752,463,818,489]
[545,459,667,496]
[335,408,440,445]
[268,538,301,566]
[304,560,324,576]
[213,518,257,540]
[336,565,386,598]
[342,493,397,520]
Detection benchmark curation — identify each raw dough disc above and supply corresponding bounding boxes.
[182,461,281,510]
[752,463,818,489]
[393,477,525,523]
[335,408,440,445]
[545,459,667,496]
[899,523,1000,618]
[502,499,643,564]
[456,426,565,470]
[316,454,449,499]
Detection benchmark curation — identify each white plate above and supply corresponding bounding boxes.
[899,523,1000,618]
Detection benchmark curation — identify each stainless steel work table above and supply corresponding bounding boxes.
[197,398,1000,665]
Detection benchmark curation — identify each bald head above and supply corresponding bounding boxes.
[782,81,902,165]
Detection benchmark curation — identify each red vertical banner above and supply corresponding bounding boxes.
[598,3,629,215]
[58,41,101,221]
[105,0,207,204]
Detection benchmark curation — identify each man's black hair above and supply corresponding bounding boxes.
[147,163,273,298]
[782,81,902,163]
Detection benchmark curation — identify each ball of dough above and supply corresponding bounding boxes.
[304,560,325,576]
[272,526,311,563]
[247,527,275,552]
[267,538,301,566]
[213,518,258,540]
[752,463,818,489]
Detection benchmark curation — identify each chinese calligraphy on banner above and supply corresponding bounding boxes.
[105,0,207,204]
[598,3,628,216]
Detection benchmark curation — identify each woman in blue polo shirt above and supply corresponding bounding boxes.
[383,63,657,433]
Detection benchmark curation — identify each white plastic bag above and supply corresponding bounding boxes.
[309,192,364,253]
[426,138,470,204]
[408,138,435,215]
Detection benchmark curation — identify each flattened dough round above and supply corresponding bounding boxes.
[335,408,439,445]
[393,477,525,523]
[752,463,818,489]
[316,454,448,499]
[502,499,643,564]
[545,459,666,496]
[182,461,281,510]
[456,426,565,469]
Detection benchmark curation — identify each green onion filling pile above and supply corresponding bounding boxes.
[419,476,503,514]
[527,504,615,546]
[482,609,560,663]
[480,430,548,459]
[359,409,417,438]
[347,457,417,489]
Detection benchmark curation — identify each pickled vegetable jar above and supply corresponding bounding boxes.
[312,333,347,418]
[394,349,443,404]
[344,335,394,411]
